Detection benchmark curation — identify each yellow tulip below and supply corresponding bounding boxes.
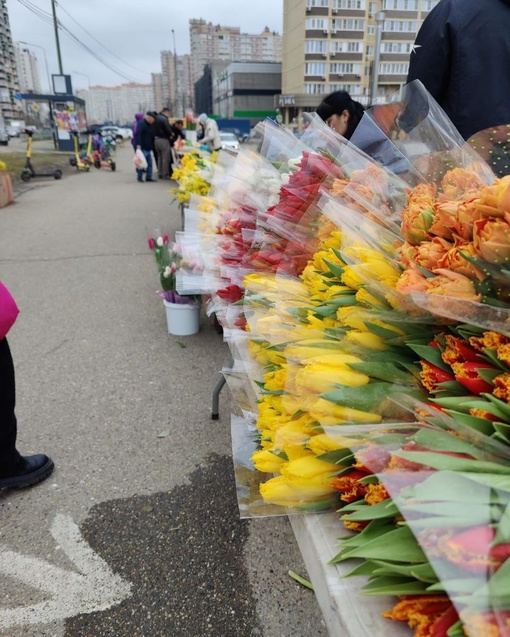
[273,420,314,449]
[260,456,338,506]
[284,342,347,362]
[306,432,351,455]
[308,397,382,425]
[344,331,387,350]
[280,455,339,489]
[263,369,287,392]
[251,449,286,473]
[280,392,317,415]
[341,266,365,290]
[295,362,370,394]
[306,314,339,331]
[300,353,361,366]
[355,288,389,310]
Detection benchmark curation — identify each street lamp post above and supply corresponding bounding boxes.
[18,41,51,94]
[370,11,386,106]
[171,29,179,116]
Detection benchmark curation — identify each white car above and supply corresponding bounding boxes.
[219,132,239,151]
[100,126,133,141]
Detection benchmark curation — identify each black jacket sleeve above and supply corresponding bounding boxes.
[407,0,455,103]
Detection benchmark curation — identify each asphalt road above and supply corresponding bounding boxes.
[0,147,328,637]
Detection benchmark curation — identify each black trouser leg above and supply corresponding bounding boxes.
[0,338,20,472]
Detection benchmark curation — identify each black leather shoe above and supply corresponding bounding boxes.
[0,454,54,489]
[145,179,156,182]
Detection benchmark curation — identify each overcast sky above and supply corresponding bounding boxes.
[7,0,283,92]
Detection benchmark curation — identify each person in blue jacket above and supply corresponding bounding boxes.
[134,111,156,182]
[407,0,510,142]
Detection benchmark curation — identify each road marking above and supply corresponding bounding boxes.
[0,513,132,629]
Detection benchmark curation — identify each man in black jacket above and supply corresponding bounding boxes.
[134,112,155,182]
[407,0,510,142]
[153,107,173,179]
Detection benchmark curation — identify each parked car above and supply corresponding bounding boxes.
[219,132,239,151]
[7,126,21,138]
[99,125,133,141]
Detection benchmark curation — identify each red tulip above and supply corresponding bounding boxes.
[452,361,496,395]
[147,237,155,250]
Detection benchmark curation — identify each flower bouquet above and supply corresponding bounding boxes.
[147,232,201,335]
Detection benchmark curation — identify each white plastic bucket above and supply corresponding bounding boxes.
[163,300,200,336]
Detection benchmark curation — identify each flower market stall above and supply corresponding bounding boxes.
[153,80,510,637]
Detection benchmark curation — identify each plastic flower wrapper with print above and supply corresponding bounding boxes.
[326,415,510,637]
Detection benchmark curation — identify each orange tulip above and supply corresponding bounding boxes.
[473,216,510,264]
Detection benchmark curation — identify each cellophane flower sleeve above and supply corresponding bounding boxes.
[329,417,510,637]
[352,80,495,187]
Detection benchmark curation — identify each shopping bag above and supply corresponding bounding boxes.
[0,282,19,339]
[0,173,14,208]
[133,149,148,170]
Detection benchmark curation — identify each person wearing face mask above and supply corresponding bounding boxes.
[316,91,365,140]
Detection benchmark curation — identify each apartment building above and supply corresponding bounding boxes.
[14,43,42,94]
[279,0,439,125]
[77,82,155,125]
[152,72,164,113]
[189,19,283,85]
[0,0,22,121]
[160,51,194,117]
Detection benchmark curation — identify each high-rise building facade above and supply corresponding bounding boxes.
[77,83,155,125]
[278,0,439,125]
[14,43,42,94]
[160,51,194,117]
[152,72,164,113]
[189,19,283,85]
[0,0,22,121]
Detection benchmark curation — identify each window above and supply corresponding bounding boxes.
[306,62,327,75]
[381,42,412,53]
[332,18,365,30]
[306,18,328,30]
[330,62,362,74]
[379,62,409,74]
[306,0,329,6]
[421,0,439,9]
[305,83,327,94]
[329,83,362,95]
[383,0,418,9]
[367,25,375,34]
[306,40,328,53]
[333,0,365,8]
[366,44,374,55]
[330,40,363,53]
[384,20,417,31]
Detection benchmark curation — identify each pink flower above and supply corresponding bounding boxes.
[148,238,155,250]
